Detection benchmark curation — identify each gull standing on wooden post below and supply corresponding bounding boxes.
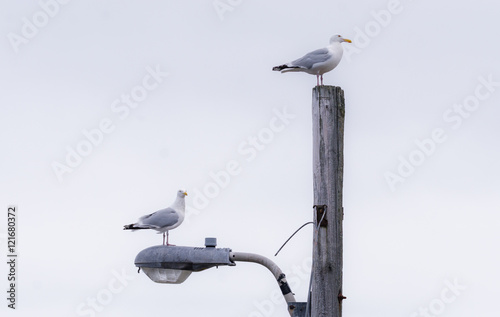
[272,35,351,86]
[124,189,188,245]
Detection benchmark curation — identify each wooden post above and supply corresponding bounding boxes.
[311,86,345,317]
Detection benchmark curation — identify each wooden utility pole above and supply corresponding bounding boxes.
[311,86,345,317]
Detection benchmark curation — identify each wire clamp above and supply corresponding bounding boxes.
[313,205,328,227]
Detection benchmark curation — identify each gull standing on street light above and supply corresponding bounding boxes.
[272,34,352,86]
[124,189,187,245]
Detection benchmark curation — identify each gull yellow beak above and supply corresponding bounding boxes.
[343,38,352,43]
[184,191,188,196]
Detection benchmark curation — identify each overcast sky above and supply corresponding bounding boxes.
[1,1,499,316]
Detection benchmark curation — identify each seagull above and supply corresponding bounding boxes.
[124,189,187,245]
[272,35,352,86]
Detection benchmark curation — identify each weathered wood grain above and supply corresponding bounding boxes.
[311,86,345,317]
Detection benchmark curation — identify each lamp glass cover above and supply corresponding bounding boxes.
[142,268,192,284]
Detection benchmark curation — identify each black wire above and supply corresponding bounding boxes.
[274,221,314,257]
[273,206,326,316]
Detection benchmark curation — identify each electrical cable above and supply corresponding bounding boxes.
[274,221,314,257]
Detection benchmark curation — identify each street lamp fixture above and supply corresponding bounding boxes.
[133,238,305,316]
[134,238,233,284]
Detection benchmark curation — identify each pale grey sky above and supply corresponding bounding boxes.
[1,1,499,316]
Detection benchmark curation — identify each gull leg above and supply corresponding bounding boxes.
[162,232,166,245]
[316,75,320,86]
[320,75,324,86]
[166,231,176,246]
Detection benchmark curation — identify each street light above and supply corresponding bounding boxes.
[133,238,306,316]
[134,238,233,284]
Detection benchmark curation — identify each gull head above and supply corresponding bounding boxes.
[330,34,352,44]
[177,189,188,198]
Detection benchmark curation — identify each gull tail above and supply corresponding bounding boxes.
[272,64,289,71]
[272,64,302,72]
[123,223,147,230]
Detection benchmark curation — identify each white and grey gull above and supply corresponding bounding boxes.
[124,189,187,245]
[272,35,352,86]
